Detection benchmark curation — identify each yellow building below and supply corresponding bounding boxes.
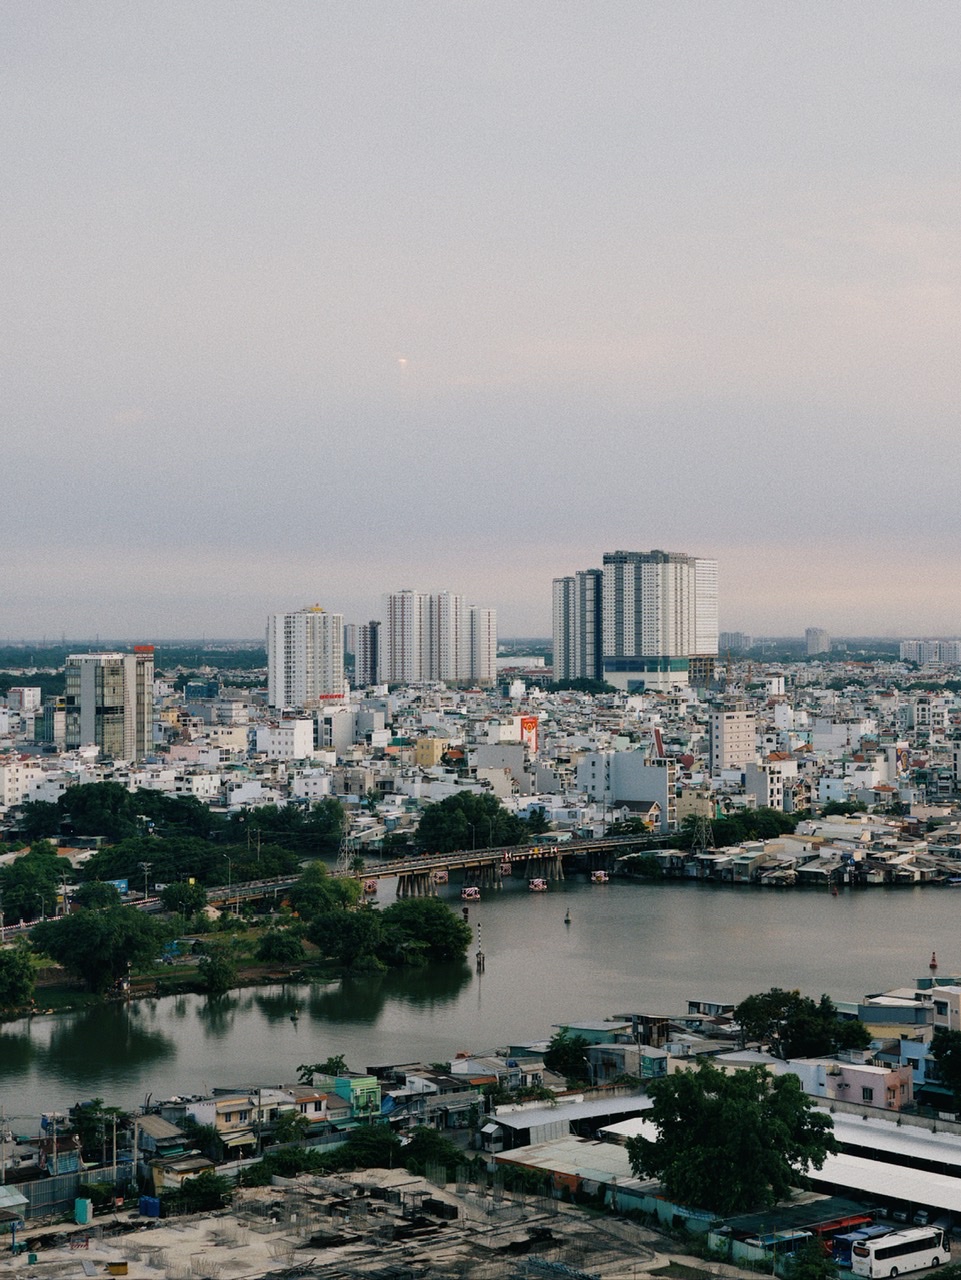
[414,737,449,768]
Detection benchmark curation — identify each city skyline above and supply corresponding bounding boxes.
[4,5,961,640]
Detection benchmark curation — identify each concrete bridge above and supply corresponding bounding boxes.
[203,833,663,906]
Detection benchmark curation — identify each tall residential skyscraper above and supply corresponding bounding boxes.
[554,549,718,692]
[382,590,496,685]
[469,606,497,686]
[267,605,344,709]
[356,621,382,686]
[805,627,831,656]
[65,648,154,760]
[552,569,603,682]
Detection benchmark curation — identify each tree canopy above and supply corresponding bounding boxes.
[734,988,871,1059]
[626,1060,838,1214]
[543,1029,591,1085]
[680,808,799,848]
[931,1028,961,1110]
[415,791,532,853]
[0,942,35,1011]
[32,906,167,992]
[0,843,69,922]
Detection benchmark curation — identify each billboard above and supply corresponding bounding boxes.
[519,715,538,752]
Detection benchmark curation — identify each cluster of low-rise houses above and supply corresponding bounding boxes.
[3,652,961,871]
[8,968,961,1252]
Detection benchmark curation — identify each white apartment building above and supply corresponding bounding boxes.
[709,707,757,773]
[382,590,496,685]
[597,549,718,692]
[575,750,677,832]
[267,606,344,710]
[470,606,497,685]
[805,627,831,656]
[0,757,45,808]
[744,756,798,812]
[255,719,316,761]
[6,687,42,713]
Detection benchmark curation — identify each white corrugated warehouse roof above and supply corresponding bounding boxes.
[833,1114,961,1170]
[814,1151,961,1213]
[493,1094,652,1131]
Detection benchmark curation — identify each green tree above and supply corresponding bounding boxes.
[16,800,61,841]
[403,1126,464,1178]
[286,861,361,922]
[272,1110,311,1144]
[0,941,35,1010]
[379,897,472,964]
[543,1029,591,1085]
[734,988,871,1059]
[179,1116,223,1162]
[32,906,166,993]
[72,881,123,909]
[525,806,551,836]
[931,1028,961,1110]
[784,1237,841,1280]
[626,1061,838,1214]
[415,791,529,853]
[256,928,304,965]
[0,844,65,921]
[163,1169,233,1213]
[70,1098,126,1163]
[57,781,140,841]
[297,1055,347,1084]
[159,881,208,916]
[308,908,384,968]
[198,943,239,996]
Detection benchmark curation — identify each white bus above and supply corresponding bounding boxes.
[851,1227,949,1278]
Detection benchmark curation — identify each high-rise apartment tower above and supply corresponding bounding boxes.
[65,648,154,760]
[382,590,496,685]
[267,606,345,709]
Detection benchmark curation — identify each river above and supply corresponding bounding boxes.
[1,876,956,1126]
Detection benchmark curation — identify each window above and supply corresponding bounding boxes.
[935,1001,948,1016]
[861,1087,874,1102]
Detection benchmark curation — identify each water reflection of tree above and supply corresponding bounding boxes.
[252,988,305,1023]
[196,993,240,1038]
[36,1008,175,1085]
[0,1030,37,1075]
[306,964,471,1025]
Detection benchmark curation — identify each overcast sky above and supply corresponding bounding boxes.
[4,3,961,641]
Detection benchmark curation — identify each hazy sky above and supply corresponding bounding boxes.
[4,3,961,641]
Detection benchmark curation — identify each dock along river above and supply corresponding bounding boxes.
[2,876,958,1122]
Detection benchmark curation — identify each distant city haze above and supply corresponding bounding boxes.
[4,4,961,639]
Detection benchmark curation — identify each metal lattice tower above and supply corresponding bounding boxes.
[690,812,714,855]
[335,813,356,878]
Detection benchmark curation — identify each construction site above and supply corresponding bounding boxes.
[3,1166,744,1280]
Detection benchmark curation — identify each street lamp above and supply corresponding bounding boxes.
[467,823,476,851]
[35,891,46,922]
[139,862,152,901]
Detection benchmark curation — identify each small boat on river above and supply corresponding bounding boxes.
[590,870,610,884]
[461,886,481,902]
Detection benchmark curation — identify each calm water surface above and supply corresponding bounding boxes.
[2,878,957,1124]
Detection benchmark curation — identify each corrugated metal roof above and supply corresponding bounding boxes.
[833,1115,961,1169]
[138,1114,183,1140]
[814,1150,961,1211]
[493,1094,652,1132]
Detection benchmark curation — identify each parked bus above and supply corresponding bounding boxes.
[835,1227,892,1268]
[851,1227,949,1278]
